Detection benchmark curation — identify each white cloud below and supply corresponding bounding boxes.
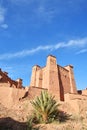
[36,5,55,22]
[0,6,8,29]
[0,23,8,29]
[0,6,5,23]
[66,38,87,47]
[76,49,87,54]
[8,0,86,25]
[9,0,55,23]
[9,0,34,5]
[0,37,87,60]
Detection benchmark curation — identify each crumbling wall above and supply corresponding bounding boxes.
[65,93,87,101]
[82,89,87,95]
[0,87,26,108]
[64,93,87,113]
[0,69,23,88]
[28,86,47,99]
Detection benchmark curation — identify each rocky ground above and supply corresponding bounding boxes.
[0,98,87,130]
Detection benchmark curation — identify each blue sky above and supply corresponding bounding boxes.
[0,0,87,90]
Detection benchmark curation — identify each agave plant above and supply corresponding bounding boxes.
[31,90,59,123]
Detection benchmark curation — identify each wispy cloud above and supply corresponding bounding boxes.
[35,5,55,22]
[9,0,33,5]
[0,6,8,29]
[76,49,87,54]
[65,37,87,47]
[8,0,87,25]
[8,0,55,24]
[0,37,87,60]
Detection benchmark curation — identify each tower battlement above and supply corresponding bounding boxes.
[30,55,77,101]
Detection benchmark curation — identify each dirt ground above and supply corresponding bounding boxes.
[0,98,87,130]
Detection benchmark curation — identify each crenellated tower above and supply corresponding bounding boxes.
[30,55,77,101]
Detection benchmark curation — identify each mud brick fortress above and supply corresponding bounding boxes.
[30,55,77,101]
[0,68,22,88]
[0,55,87,107]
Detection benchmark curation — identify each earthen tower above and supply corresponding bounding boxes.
[30,55,77,101]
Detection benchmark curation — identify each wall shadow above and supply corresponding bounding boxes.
[19,91,28,101]
[58,67,64,101]
[0,117,27,130]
